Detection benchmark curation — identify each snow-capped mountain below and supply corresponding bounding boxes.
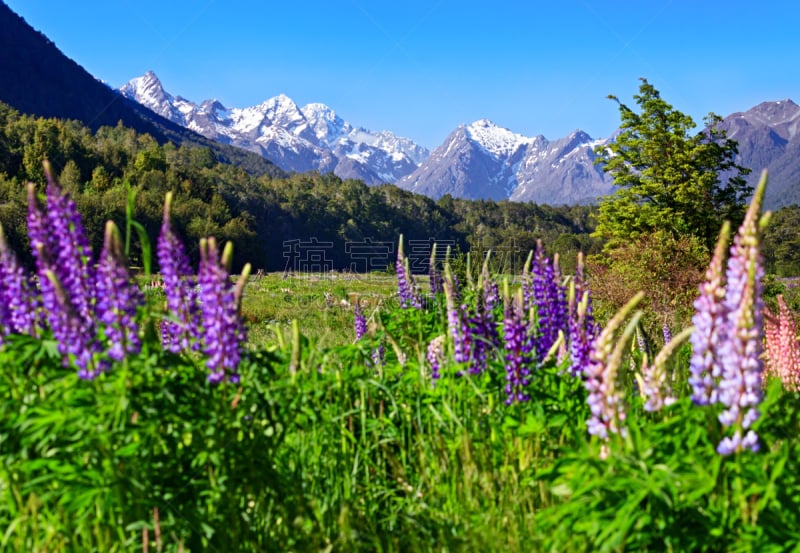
[397,119,614,204]
[120,71,428,184]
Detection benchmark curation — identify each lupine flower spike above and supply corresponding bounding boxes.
[0,223,39,338]
[480,251,500,312]
[28,180,102,378]
[585,291,644,443]
[157,192,202,352]
[95,221,144,361]
[689,221,731,405]
[41,268,106,379]
[567,252,598,376]
[528,241,568,360]
[427,334,446,380]
[396,235,422,309]
[465,250,501,375]
[444,264,471,364]
[502,284,535,404]
[716,171,770,455]
[197,237,249,384]
[764,295,800,390]
[42,162,95,322]
[354,300,367,341]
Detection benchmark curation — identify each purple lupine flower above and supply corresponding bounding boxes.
[0,225,40,337]
[354,300,384,367]
[426,335,446,380]
[371,343,385,367]
[40,268,106,379]
[197,237,248,384]
[28,174,94,324]
[567,252,598,376]
[715,173,768,455]
[529,241,568,361]
[95,222,143,362]
[157,192,201,352]
[43,172,95,322]
[636,328,649,356]
[480,252,500,313]
[662,322,672,345]
[569,291,597,376]
[689,221,731,405]
[354,301,367,341]
[396,235,423,309]
[502,290,534,404]
[29,183,102,377]
[465,307,499,375]
[443,271,471,364]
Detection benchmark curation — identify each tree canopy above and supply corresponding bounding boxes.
[593,78,751,251]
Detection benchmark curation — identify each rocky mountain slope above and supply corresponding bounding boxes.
[717,99,800,208]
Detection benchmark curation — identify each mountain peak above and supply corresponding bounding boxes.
[142,69,160,82]
[469,118,497,128]
[261,93,296,108]
[465,119,531,158]
[121,70,166,95]
[119,71,177,121]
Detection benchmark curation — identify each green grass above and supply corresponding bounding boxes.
[240,271,399,348]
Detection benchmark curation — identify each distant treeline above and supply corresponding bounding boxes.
[0,101,797,276]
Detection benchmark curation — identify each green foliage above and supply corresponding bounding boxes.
[594,79,751,251]
[535,381,800,552]
[588,231,709,339]
[763,205,800,276]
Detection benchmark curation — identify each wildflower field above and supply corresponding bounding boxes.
[2,168,800,552]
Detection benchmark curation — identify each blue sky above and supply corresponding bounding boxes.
[6,0,799,148]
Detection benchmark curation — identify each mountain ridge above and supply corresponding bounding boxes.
[120,71,428,185]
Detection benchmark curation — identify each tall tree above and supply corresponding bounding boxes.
[594,78,751,250]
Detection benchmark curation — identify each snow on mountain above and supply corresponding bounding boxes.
[465,118,533,158]
[397,120,614,204]
[300,102,354,147]
[120,71,428,185]
[510,131,614,205]
[119,70,187,124]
